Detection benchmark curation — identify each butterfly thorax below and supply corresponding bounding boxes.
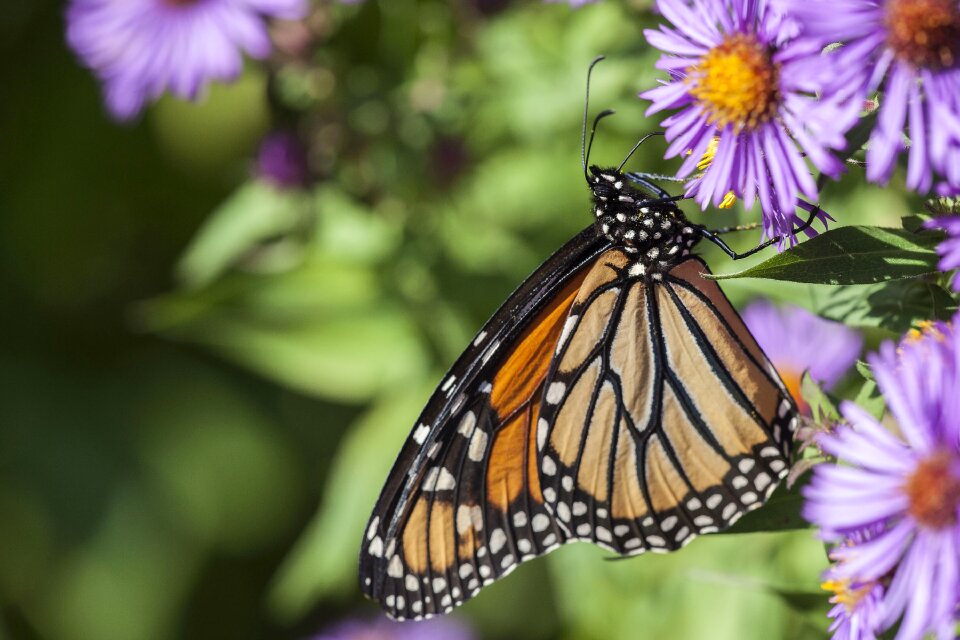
[588,166,700,275]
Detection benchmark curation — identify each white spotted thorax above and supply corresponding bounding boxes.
[589,166,699,276]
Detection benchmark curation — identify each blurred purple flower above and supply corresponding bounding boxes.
[543,0,599,6]
[742,301,862,412]
[312,617,475,640]
[641,0,855,245]
[255,131,311,188]
[925,215,960,291]
[781,0,960,194]
[803,322,960,640]
[66,0,307,121]
[821,529,886,640]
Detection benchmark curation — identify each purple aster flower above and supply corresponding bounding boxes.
[311,617,475,640]
[925,215,960,291]
[820,529,886,640]
[781,0,960,193]
[803,321,960,640]
[640,0,856,244]
[66,0,307,121]
[742,300,863,412]
[255,131,311,189]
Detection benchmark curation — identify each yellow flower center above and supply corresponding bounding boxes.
[885,0,960,70]
[904,320,949,343]
[821,578,876,614]
[904,450,960,528]
[688,33,780,131]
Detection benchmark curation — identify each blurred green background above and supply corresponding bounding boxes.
[0,1,915,639]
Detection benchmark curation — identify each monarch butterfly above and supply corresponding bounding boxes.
[359,57,809,621]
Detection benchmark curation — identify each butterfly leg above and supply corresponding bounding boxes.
[699,202,824,261]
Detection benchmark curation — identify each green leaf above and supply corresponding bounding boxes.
[723,475,810,534]
[768,587,830,614]
[710,226,944,285]
[176,182,313,289]
[267,385,432,622]
[853,378,885,420]
[816,278,957,333]
[901,213,933,233]
[801,373,840,425]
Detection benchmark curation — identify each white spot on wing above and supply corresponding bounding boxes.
[541,455,556,476]
[532,514,550,532]
[457,505,472,534]
[458,412,477,437]
[755,472,772,491]
[473,331,487,346]
[545,382,566,405]
[437,468,456,490]
[440,375,456,393]
[556,315,579,355]
[468,429,488,462]
[387,555,403,578]
[489,529,507,553]
[412,424,429,445]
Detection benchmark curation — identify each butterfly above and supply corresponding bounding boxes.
[359,57,810,621]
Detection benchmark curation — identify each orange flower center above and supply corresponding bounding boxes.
[778,367,809,415]
[885,0,960,70]
[904,450,960,528]
[688,33,780,131]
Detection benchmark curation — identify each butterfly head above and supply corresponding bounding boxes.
[588,165,700,272]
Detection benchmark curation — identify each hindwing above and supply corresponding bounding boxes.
[536,252,797,554]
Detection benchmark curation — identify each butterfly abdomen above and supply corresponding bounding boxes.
[589,166,700,275]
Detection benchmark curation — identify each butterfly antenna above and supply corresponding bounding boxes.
[616,131,664,172]
[585,109,616,181]
[582,55,606,183]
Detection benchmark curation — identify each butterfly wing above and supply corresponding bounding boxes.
[536,252,797,554]
[360,226,609,620]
